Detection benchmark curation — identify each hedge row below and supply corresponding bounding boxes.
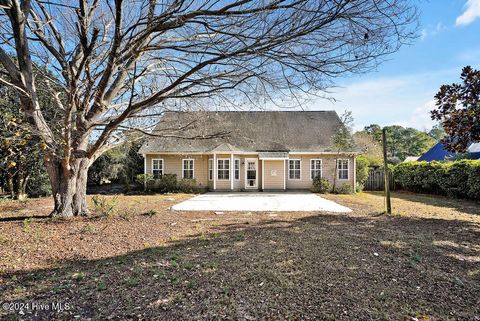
[393,160,480,200]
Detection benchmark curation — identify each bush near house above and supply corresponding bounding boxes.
[311,177,331,193]
[140,173,199,194]
[393,160,480,200]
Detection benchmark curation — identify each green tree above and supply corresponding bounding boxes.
[332,111,355,191]
[431,66,480,152]
[359,124,436,161]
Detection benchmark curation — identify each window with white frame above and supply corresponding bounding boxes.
[152,159,163,179]
[337,159,349,180]
[208,159,213,181]
[217,159,230,180]
[182,159,194,179]
[310,159,322,180]
[288,159,301,180]
[234,158,240,180]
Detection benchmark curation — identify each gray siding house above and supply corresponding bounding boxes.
[139,111,358,191]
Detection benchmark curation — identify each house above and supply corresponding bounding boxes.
[417,142,480,162]
[139,111,358,192]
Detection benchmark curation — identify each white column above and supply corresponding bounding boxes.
[230,153,234,190]
[143,154,147,190]
[353,155,356,194]
[213,153,217,190]
[283,159,286,190]
[261,159,265,190]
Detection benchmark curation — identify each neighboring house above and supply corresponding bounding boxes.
[139,111,358,192]
[403,156,419,162]
[417,142,480,162]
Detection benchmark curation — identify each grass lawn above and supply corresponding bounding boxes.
[0,192,479,320]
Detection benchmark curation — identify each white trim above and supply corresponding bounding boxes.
[244,158,258,189]
[289,151,359,155]
[310,159,322,180]
[337,158,350,181]
[217,158,231,181]
[145,151,260,155]
[151,158,164,178]
[288,159,301,180]
[353,156,357,194]
[182,159,194,179]
[258,157,289,160]
[283,159,286,190]
[234,158,241,181]
[230,154,234,190]
[261,160,265,190]
[213,154,217,190]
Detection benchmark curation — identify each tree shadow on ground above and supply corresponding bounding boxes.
[366,191,480,216]
[1,213,479,321]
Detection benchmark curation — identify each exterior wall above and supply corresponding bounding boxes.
[263,160,285,190]
[145,154,209,189]
[144,153,355,192]
[286,154,355,191]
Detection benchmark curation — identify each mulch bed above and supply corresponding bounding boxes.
[0,192,479,320]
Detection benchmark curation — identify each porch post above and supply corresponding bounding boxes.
[353,155,357,194]
[213,153,217,190]
[230,153,234,190]
[283,159,286,190]
[261,159,265,190]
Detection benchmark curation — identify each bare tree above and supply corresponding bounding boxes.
[0,0,417,217]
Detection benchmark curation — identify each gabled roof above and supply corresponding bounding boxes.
[139,111,357,154]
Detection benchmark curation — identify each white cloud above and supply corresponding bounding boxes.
[420,22,447,40]
[456,0,480,26]
[305,69,458,131]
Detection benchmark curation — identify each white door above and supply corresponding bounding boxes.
[245,159,258,189]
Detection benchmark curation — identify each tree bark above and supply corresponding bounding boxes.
[45,155,90,218]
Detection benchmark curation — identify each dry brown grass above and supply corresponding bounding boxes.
[0,192,479,320]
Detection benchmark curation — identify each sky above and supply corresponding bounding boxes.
[308,0,480,132]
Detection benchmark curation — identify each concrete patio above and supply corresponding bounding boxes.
[171,192,352,212]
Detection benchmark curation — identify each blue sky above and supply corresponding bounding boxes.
[310,0,480,131]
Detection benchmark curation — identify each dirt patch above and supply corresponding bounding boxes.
[0,192,479,320]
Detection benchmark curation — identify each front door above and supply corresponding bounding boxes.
[245,159,258,189]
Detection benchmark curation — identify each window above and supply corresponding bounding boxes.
[182,159,194,179]
[217,159,230,180]
[234,158,240,180]
[152,159,163,179]
[208,159,213,181]
[337,159,349,180]
[288,159,301,180]
[310,159,322,180]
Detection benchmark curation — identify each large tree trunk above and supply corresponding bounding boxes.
[45,156,91,218]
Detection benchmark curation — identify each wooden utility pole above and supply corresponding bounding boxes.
[382,128,392,214]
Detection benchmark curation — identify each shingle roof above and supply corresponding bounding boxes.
[139,111,357,154]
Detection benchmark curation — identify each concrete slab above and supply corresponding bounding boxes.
[172,192,352,212]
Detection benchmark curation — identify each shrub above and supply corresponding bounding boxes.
[135,173,154,191]
[311,177,331,193]
[355,155,370,187]
[393,160,480,200]
[336,182,353,194]
[153,173,178,193]
[91,195,118,217]
[177,178,197,193]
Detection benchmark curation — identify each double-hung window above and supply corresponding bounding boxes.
[217,159,230,180]
[310,159,322,180]
[288,159,301,180]
[152,159,163,179]
[234,158,240,180]
[337,159,349,180]
[208,159,213,181]
[182,159,194,179]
